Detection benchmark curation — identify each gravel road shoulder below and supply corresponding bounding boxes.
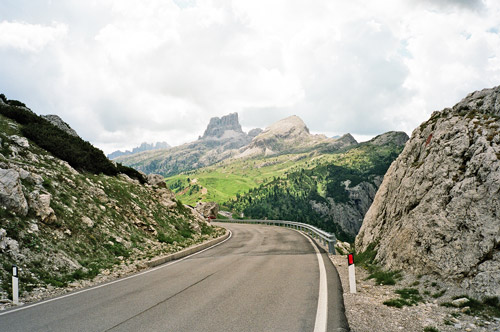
[329,254,500,332]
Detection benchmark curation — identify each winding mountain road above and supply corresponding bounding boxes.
[0,223,349,332]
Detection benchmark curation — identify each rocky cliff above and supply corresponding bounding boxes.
[356,86,500,298]
[0,99,222,301]
[199,113,251,149]
[309,132,408,236]
[201,112,244,139]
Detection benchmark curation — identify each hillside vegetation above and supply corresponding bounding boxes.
[167,135,406,242]
[0,96,222,300]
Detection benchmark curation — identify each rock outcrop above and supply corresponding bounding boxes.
[0,228,7,250]
[41,115,79,137]
[0,168,28,216]
[356,86,500,298]
[194,202,219,219]
[311,177,383,236]
[369,131,409,147]
[321,133,358,152]
[147,174,167,188]
[248,128,263,138]
[28,191,57,224]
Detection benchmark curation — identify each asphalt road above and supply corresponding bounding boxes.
[0,223,349,332]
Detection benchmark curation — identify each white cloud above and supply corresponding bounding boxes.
[0,0,499,154]
[0,21,67,52]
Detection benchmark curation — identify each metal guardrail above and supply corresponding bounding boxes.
[213,219,337,254]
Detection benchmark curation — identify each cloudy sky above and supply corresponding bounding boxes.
[1,0,499,154]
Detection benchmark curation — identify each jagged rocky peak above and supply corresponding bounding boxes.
[108,142,170,159]
[248,128,263,138]
[41,115,79,137]
[201,112,244,139]
[369,131,409,146]
[355,86,500,299]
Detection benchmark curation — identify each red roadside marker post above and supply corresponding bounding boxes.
[12,265,19,305]
[347,253,356,294]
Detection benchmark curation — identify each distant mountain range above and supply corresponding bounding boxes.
[108,142,171,159]
[114,113,369,176]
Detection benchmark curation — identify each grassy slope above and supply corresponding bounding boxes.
[166,143,401,206]
[167,153,317,205]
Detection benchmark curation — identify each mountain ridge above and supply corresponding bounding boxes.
[108,142,171,160]
[115,113,370,176]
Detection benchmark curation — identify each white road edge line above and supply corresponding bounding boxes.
[0,230,232,316]
[298,231,328,332]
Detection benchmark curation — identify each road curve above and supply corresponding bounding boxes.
[0,223,349,332]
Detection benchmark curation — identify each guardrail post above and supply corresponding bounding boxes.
[328,240,336,255]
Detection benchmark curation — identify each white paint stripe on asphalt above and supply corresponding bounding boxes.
[297,231,328,332]
[0,230,232,316]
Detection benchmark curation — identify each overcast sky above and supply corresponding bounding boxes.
[1,0,499,154]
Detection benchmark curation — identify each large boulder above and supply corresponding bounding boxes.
[0,228,7,250]
[9,135,29,148]
[28,191,57,224]
[356,86,500,298]
[147,174,167,188]
[0,168,28,216]
[194,202,219,219]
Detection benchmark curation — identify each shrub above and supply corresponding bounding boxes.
[423,327,440,332]
[7,99,27,107]
[157,232,182,244]
[368,270,402,285]
[383,299,405,308]
[384,288,422,308]
[432,290,446,298]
